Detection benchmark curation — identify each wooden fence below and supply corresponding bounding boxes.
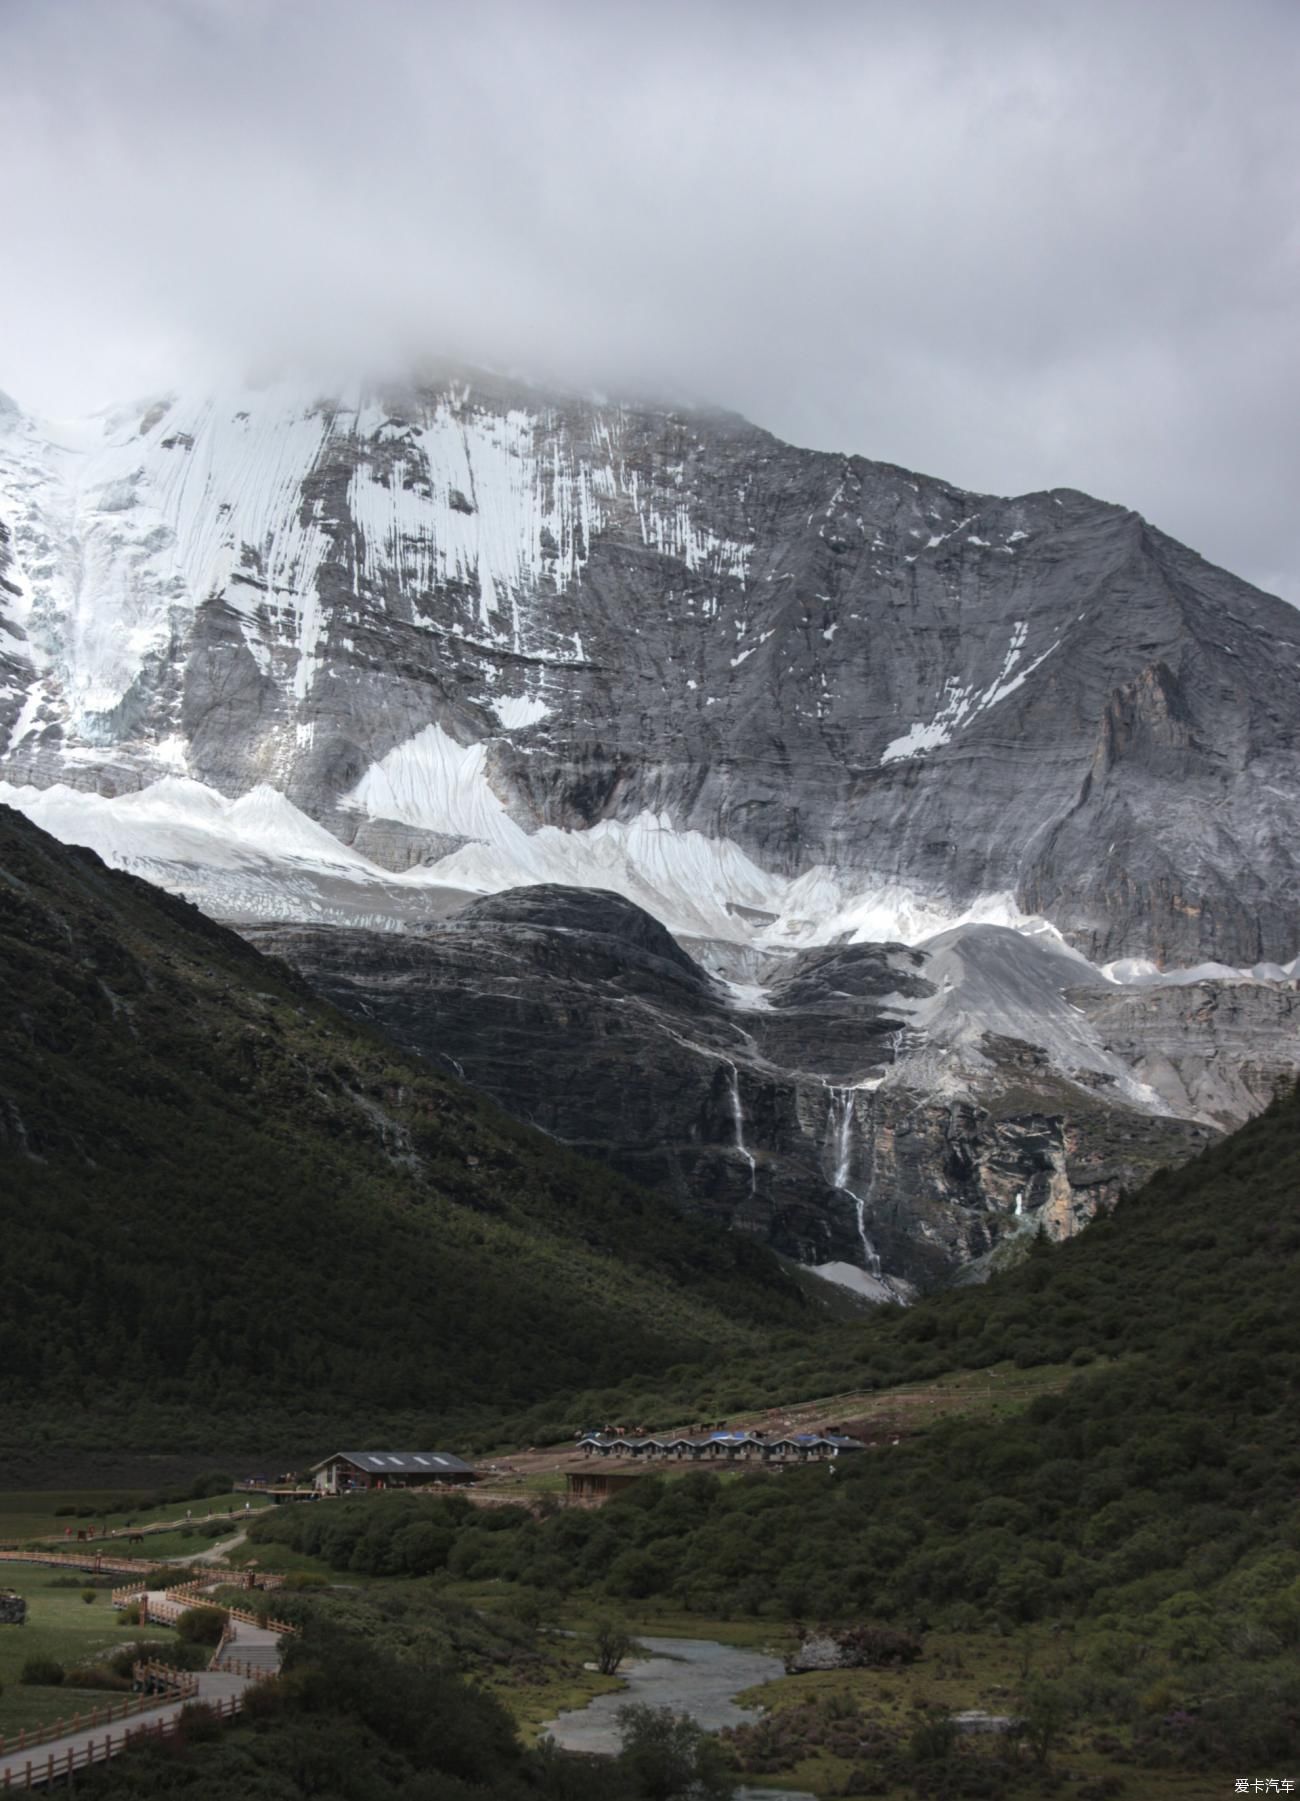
[0,1693,244,1790]
[0,1550,157,1577]
[10,1504,259,1555]
[151,1582,298,1636]
[0,1670,197,1762]
[2,1565,293,1788]
[133,1660,199,1697]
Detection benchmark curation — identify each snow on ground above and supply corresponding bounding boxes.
[880,621,1062,765]
[1,756,1038,950]
[345,395,749,655]
[809,1262,903,1304]
[342,724,515,843]
[491,694,550,729]
[3,754,1297,986]
[0,385,335,729]
[0,776,378,876]
[1102,954,1300,985]
[0,380,755,744]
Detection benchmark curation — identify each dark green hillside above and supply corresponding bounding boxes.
[265,1079,1300,1624]
[0,804,809,1458]
[256,1084,1300,1777]
[505,1067,1300,1437]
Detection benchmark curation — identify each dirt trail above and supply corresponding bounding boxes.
[470,1370,1070,1496]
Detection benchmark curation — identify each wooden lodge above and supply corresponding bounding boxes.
[309,1451,479,1494]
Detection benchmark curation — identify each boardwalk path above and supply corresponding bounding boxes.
[0,1580,285,1790]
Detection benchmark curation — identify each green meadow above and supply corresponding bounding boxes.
[0,1566,178,1740]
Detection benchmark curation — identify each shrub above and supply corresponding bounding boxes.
[593,1615,634,1676]
[239,1674,286,1721]
[108,1639,210,1678]
[81,1587,97,1605]
[789,1623,924,1670]
[616,1703,735,1799]
[909,1710,957,1765]
[20,1657,65,1686]
[189,1472,233,1500]
[62,1665,131,1693]
[175,1701,223,1744]
[176,1606,227,1646]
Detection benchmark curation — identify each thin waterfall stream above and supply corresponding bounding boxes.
[826,1085,888,1285]
[725,1060,757,1198]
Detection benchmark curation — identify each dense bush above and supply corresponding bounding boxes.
[20,1657,65,1686]
[107,1639,210,1678]
[176,1606,227,1646]
[62,1665,131,1693]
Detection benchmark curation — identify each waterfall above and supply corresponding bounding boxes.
[725,1061,757,1198]
[826,1086,884,1281]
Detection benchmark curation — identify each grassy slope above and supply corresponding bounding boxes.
[0,804,813,1458]
[0,1566,179,1739]
[0,1489,273,1545]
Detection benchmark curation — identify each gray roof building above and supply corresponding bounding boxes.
[309,1450,477,1490]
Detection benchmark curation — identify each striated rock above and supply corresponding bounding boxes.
[1078,978,1300,1127]
[248,890,1229,1289]
[3,367,1298,1285]
[0,368,1297,968]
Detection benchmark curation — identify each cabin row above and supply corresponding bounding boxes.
[577,1429,865,1464]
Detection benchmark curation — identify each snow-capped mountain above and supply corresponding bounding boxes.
[2,368,1297,1286]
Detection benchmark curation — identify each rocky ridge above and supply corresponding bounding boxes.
[247,886,1296,1290]
[2,367,1298,1289]
[2,370,1298,965]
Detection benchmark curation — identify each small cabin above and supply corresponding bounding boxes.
[766,1433,865,1462]
[309,1451,478,1494]
[574,1428,867,1469]
[698,1431,767,1462]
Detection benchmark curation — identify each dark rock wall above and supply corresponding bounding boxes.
[247,888,1226,1286]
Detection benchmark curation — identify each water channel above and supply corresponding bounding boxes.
[543,1634,815,1800]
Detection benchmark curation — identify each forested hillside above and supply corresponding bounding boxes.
[256,1081,1300,1777]
[264,1077,1300,1612]
[0,805,811,1459]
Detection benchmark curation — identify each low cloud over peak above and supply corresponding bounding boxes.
[2,0,1298,600]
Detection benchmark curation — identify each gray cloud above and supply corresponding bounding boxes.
[2,0,1298,599]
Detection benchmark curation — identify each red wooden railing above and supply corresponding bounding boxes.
[0,1669,197,1761]
[0,1693,245,1790]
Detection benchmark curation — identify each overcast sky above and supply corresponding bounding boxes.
[2,0,1298,600]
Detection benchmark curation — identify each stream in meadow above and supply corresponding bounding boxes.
[543,1633,815,1799]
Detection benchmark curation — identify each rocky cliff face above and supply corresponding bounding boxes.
[2,369,1298,965]
[245,886,1287,1292]
[2,368,1297,1291]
